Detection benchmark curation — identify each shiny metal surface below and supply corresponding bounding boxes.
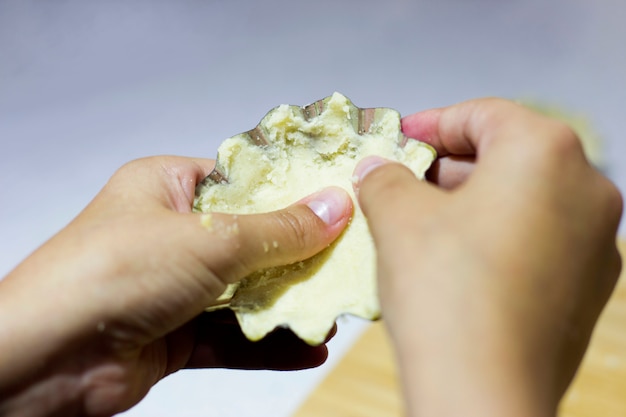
[195,94,423,191]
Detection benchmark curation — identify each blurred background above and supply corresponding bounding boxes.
[1,1,625,416]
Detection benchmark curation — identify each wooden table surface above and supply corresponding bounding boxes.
[294,240,626,417]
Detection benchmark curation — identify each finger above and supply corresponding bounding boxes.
[401,105,476,156]
[192,186,353,281]
[353,156,443,239]
[426,155,475,189]
[101,156,216,213]
[401,98,563,158]
[162,156,217,212]
[401,98,591,192]
[185,311,328,370]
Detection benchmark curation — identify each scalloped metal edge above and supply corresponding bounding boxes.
[195,94,435,194]
[195,93,437,343]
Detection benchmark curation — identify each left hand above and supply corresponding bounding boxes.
[0,156,352,416]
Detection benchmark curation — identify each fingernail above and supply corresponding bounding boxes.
[353,156,389,183]
[306,187,350,226]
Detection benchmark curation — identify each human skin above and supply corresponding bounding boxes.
[0,156,353,417]
[354,98,623,417]
[1,99,622,417]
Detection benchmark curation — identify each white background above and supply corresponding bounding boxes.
[1,1,625,416]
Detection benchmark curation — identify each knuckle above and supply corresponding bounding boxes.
[549,122,581,150]
[520,121,586,174]
[274,209,312,252]
[602,177,624,224]
[532,120,582,160]
[537,121,583,158]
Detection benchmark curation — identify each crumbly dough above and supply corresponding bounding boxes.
[194,92,435,345]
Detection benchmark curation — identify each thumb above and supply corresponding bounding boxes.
[190,186,353,284]
[353,156,442,243]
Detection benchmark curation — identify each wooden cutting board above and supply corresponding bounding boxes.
[294,240,626,417]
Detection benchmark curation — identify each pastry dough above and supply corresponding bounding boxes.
[194,92,435,345]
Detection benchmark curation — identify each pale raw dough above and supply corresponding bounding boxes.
[194,92,435,345]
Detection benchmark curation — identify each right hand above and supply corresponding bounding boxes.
[354,98,623,417]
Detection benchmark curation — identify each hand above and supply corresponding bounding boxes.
[0,156,352,416]
[354,99,623,417]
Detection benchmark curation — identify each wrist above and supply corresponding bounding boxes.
[0,370,84,417]
[0,242,107,416]
[387,322,557,417]
[0,278,91,417]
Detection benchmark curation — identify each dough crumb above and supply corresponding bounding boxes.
[201,213,213,231]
